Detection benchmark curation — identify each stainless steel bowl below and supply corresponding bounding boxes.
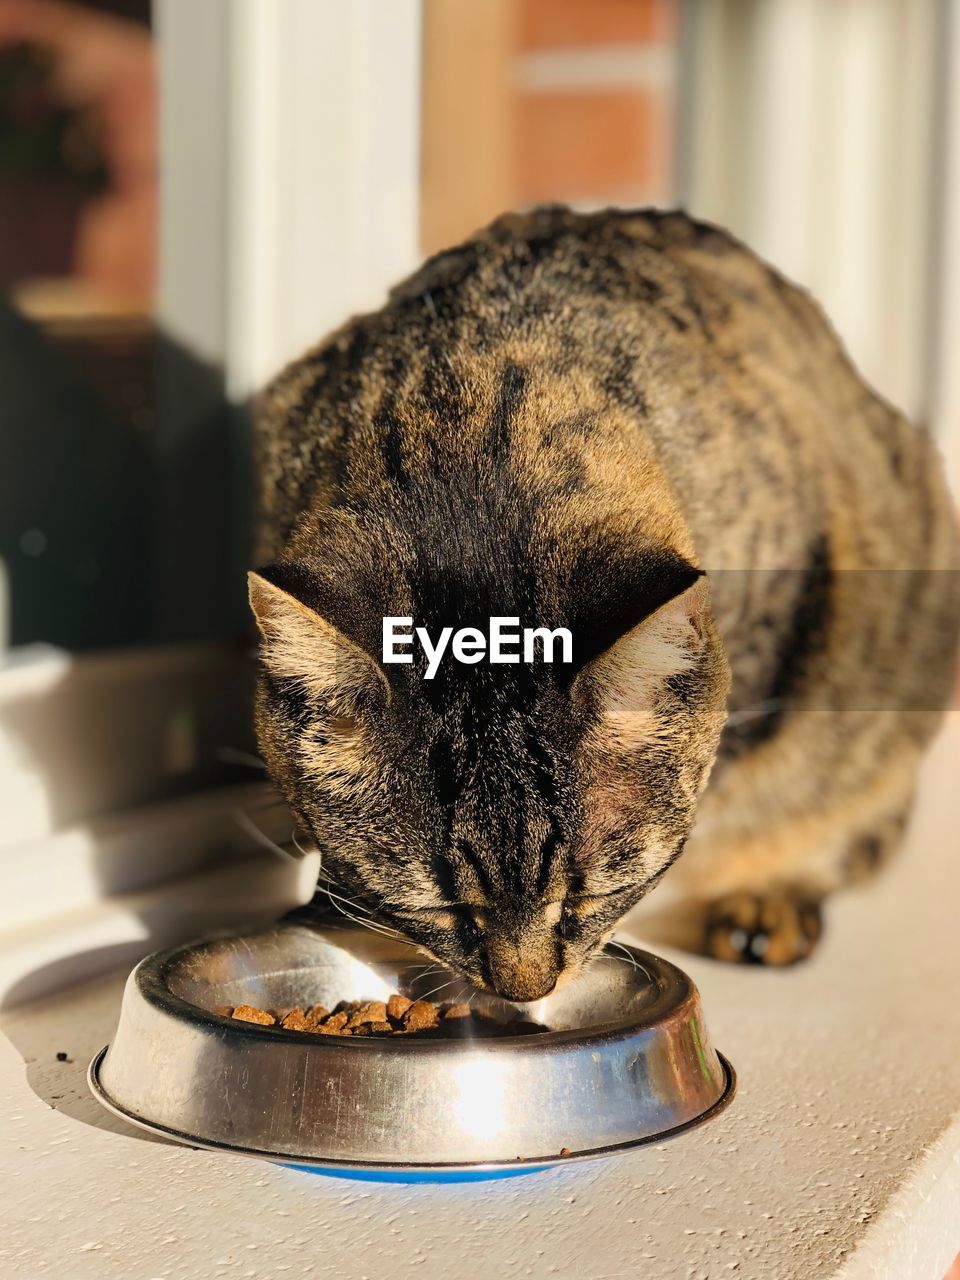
[89,919,735,1170]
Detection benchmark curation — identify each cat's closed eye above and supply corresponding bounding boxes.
[557,903,579,941]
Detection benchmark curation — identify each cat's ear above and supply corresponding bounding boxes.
[567,544,704,674]
[571,571,710,727]
[248,571,390,713]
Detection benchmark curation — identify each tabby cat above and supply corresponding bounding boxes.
[250,208,959,1000]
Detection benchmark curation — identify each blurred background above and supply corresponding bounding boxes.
[0,0,957,979]
[1,0,957,656]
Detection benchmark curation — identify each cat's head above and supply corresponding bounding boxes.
[249,546,729,1001]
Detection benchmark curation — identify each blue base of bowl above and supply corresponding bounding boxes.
[281,1163,549,1184]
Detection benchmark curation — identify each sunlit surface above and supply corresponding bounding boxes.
[341,952,395,1002]
[452,1057,510,1140]
[520,996,553,1026]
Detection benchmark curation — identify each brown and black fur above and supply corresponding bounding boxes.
[250,207,959,996]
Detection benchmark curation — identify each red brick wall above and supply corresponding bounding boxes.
[518,0,676,48]
[421,0,679,255]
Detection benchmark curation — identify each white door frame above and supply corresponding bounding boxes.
[931,0,960,497]
[0,0,424,966]
[681,0,947,440]
[225,0,422,398]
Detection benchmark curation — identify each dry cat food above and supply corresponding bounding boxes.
[217,993,545,1038]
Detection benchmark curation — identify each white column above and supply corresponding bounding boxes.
[226,0,423,399]
[682,0,940,422]
[932,0,960,497]
[154,0,232,368]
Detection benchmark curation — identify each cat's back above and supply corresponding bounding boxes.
[255,207,951,578]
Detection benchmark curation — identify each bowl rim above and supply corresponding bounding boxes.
[87,1044,736,1171]
[142,930,701,1054]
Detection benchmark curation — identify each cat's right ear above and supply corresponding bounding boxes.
[248,571,390,713]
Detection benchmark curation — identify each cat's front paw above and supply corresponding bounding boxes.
[703,889,822,966]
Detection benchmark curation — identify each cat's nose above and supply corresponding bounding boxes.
[484,933,559,1002]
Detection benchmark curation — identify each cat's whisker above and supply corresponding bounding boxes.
[312,867,343,888]
[592,954,647,986]
[314,884,406,940]
[607,938,634,956]
[301,864,397,923]
[594,955,634,969]
[724,697,787,728]
[315,885,403,934]
[231,809,299,863]
[290,826,373,924]
[607,940,639,975]
[308,874,408,940]
[415,976,461,1002]
[238,789,287,808]
[217,746,268,770]
[315,877,398,925]
[292,838,410,940]
[601,942,657,987]
[290,829,318,858]
[319,888,402,933]
[293,840,393,923]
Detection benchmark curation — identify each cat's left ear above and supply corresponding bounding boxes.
[570,571,710,722]
[248,571,390,713]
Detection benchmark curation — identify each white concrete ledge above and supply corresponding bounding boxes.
[0,718,957,1279]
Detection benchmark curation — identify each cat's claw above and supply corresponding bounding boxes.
[703,889,823,966]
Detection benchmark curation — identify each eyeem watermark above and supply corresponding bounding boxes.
[383,617,573,680]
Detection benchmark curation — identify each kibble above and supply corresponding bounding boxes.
[231,1004,276,1026]
[443,1002,471,1020]
[346,1000,388,1029]
[386,993,412,1021]
[219,992,547,1039]
[402,999,440,1032]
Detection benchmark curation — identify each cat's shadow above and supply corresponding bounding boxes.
[0,297,302,1146]
[2,946,176,1146]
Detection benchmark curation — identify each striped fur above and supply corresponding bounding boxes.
[251,207,959,996]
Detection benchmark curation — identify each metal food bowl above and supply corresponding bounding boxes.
[89,918,735,1171]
